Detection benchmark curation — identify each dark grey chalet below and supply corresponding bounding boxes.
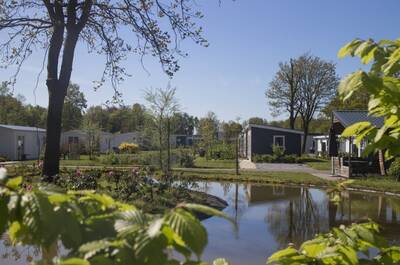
[239,124,314,160]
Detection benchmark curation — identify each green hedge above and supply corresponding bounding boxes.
[252,154,327,164]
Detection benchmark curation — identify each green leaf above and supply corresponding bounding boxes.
[180,203,233,223]
[48,193,72,204]
[114,209,147,237]
[164,208,207,258]
[0,195,9,235]
[148,218,163,238]
[8,221,23,243]
[337,245,358,265]
[57,258,90,265]
[361,46,378,64]
[79,240,124,260]
[6,176,23,189]
[342,122,372,138]
[213,258,229,265]
[301,242,327,258]
[338,39,363,58]
[267,247,299,263]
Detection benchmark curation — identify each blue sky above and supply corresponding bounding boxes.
[1,0,399,122]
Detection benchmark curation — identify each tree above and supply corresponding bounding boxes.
[145,85,180,173]
[266,59,302,129]
[171,112,198,135]
[82,118,100,160]
[248,117,268,126]
[297,54,338,153]
[222,121,242,143]
[0,1,207,178]
[322,89,369,118]
[24,105,48,128]
[198,112,219,154]
[62,83,87,131]
[0,82,27,125]
[338,38,400,160]
[85,106,110,131]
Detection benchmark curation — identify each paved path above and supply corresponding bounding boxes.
[240,159,338,181]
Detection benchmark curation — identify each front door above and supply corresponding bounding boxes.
[17,135,25,160]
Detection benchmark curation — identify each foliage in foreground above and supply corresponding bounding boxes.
[338,38,400,159]
[0,170,231,265]
[268,222,400,265]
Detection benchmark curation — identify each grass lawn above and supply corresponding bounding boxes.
[174,168,400,195]
[173,168,333,187]
[194,157,235,169]
[304,160,331,171]
[351,176,400,194]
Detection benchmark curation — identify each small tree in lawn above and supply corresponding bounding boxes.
[145,84,179,173]
[82,119,100,160]
[0,0,208,179]
[198,112,219,158]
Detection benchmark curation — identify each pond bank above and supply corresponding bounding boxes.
[174,168,400,198]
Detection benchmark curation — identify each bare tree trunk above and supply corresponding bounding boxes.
[43,86,66,178]
[159,122,164,172]
[41,1,92,178]
[378,150,386,176]
[167,118,171,173]
[289,114,295,130]
[301,122,309,154]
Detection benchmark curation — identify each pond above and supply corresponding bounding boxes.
[1,181,400,265]
[195,181,400,265]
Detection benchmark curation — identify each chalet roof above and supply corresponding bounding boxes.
[247,124,304,134]
[333,110,384,128]
[0,124,46,132]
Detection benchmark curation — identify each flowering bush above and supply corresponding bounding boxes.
[118,142,139,154]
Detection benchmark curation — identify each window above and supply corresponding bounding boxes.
[321,142,327,152]
[68,136,79,144]
[273,135,285,148]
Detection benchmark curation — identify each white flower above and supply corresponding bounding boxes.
[0,167,7,183]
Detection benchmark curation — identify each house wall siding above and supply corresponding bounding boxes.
[0,127,14,160]
[250,127,302,156]
[0,128,45,160]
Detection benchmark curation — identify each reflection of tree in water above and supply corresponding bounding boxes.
[222,183,248,238]
[220,182,232,197]
[266,188,327,248]
[1,234,40,263]
[198,181,211,193]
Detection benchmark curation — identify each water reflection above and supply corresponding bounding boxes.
[2,182,400,265]
[200,182,400,265]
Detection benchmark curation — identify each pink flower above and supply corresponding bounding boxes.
[76,168,82,177]
[108,171,114,177]
[26,184,33,191]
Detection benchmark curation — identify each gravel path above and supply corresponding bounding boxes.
[240,159,338,181]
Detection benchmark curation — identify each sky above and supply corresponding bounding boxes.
[1,0,399,122]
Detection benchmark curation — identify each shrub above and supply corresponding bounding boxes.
[207,143,235,160]
[198,148,206,157]
[252,154,301,163]
[0,156,7,162]
[282,154,297,163]
[100,152,120,165]
[388,157,400,181]
[177,148,195,168]
[271,144,285,158]
[118,142,139,154]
